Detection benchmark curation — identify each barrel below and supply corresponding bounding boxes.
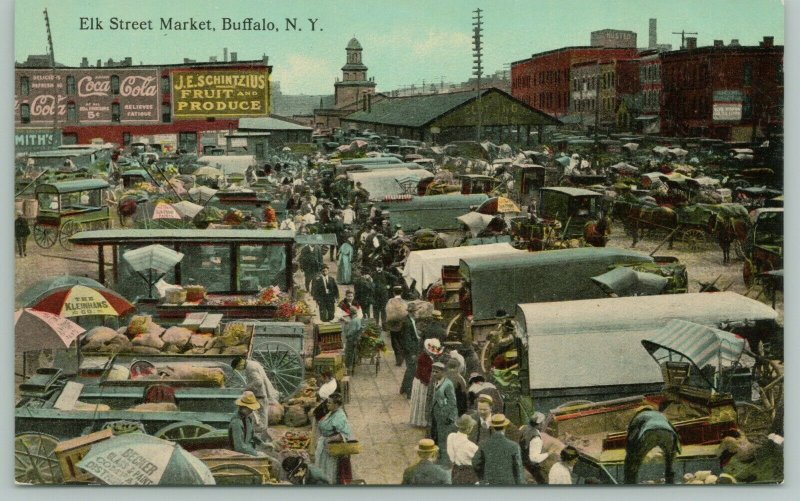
[23,198,38,219]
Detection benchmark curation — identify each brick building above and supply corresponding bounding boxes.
[511,46,638,118]
[637,49,663,132]
[314,38,377,130]
[568,57,639,129]
[15,58,271,153]
[660,36,783,141]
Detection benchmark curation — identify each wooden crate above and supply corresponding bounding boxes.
[313,322,343,355]
[54,428,114,483]
[313,352,345,380]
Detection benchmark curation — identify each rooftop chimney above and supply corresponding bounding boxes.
[763,36,774,48]
[730,39,741,47]
[230,52,238,62]
[223,48,228,62]
[96,59,101,67]
[685,37,697,50]
[714,40,724,47]
[649,19,657,49]
[80,57,88,68]
[124,57,132,66]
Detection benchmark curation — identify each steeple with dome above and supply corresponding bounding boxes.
[335,36,376,108]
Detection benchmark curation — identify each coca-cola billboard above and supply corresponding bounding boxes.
[15,68,160,124]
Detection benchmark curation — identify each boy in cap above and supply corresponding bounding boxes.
[229,391,268,456]
[402,439,452,485]
[472,414,525,485]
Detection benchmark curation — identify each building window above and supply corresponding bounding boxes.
[123,132,132,146]
[742,95,753,118]
[67,102,77,122]
[161,75,171,94]
[20,103,31,123]
[111,102,121,122]
[162,102,171,123]
[777,63,783,84]
[743,64,752,86]
[179,132,197,153]
[66,76,76,95]
[20,76,30,96]
[111,75,120,94]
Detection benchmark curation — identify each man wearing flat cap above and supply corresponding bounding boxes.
[429,362,458,466]
[472,413,525,485]
[229,391,268,456]
[402,439,452,485]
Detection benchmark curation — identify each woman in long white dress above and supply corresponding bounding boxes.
[409,338,443,427]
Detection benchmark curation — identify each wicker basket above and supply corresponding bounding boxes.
[165,288,187,304]
[325,439,362,457]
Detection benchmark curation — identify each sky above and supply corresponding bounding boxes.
[14,0,785,95]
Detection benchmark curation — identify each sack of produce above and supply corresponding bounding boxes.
[268,403,285,425]
[106,364,131,381]
[188,334,213,349]
[128,402,179,412]
[82,326,119,345]
[127,315,153,337]
[132,345,162,355]
[162,326,193,348]
[162,343,182,354]
[284,404,309,427]
[72,401,111,412]
[204,347,222,355]
[132,331,166,350]
[385,300,408,331]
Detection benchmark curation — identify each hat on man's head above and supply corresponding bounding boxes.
[456,414,476,433]
[469,372,486,384]
[431,361,446,371]
[416,438,439,455]
[431,310,443,319]
[235,390,261,410]
[560,446,579,462]
[476,394,494,405]
[495,309,508,318]
[392,285,404,293]
[489,414,511,429]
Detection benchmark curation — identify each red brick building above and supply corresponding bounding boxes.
[660,37,783,141]
[511,46,637,118]
[15,58,271,153]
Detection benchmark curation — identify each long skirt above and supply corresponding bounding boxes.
[408,379,430,427]
[315,437,339,483]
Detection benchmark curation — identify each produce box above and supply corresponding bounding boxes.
[313,352,345,380]
[54,429,114,483]
[313,322,343,354]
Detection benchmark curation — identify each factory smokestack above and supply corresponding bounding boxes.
[649,18,657,48]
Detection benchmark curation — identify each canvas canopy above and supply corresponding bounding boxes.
[642,319,747,369]
[402,242,523,293]
[197,155,256,176]
[348,168,433,200]
[379,194,488,232]
[515,292,777,392]
[461,247,653,321]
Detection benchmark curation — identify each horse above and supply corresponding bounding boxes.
[583,213,611,247]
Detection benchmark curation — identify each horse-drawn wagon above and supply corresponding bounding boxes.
[33,179,111,250]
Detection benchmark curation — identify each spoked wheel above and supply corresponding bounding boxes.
[59,220,84,250]
[681,228,707,251]
[209,464,264,485]
[251,341,305,399]
[445,313,463,343]
[15,432,62,484]
[154,421,215,441]
[33,223,58,248]
[736,402,772,444]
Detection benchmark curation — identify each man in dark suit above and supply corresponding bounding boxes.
[472,414,525,485]
[429,362,458,467]
[398,302,421,398]
[371,264,392,329]
[310,265,339,322]
[402,439,452,485]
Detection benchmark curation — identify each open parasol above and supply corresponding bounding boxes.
[188,186,218,204]
[193,166,223,178]
[15,308,85,352]
[16,275,105,309]
[122,244,185,298]
[28,284,135,318]
[152,202,182,220]
[78,433,215,486]
[171,200,205,218]
[477,196,521,215]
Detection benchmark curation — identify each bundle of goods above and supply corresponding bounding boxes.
[358,320,387,357]
[81,318,253,357]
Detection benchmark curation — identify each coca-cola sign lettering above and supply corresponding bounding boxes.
[120,76,157,97]
[16,68,160,124]
[78,75,110,97]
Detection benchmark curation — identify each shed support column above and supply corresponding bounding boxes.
[526,125,531,146]
[112,245,118,287]
[538,125,544,145]
[98,245,105,286]
[516,126,521,144]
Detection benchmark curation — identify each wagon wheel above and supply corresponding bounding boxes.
[59,220,84,250]
[33,223,58,248]
[479,335,505,375]
[15,432,62,484]
[209,463,264,485]
[681,228,707,251]
[154,421,215,441]
[742,258,755,288]
[251,340,305,399]
[732,240,745,260]
[445,313,463,343]
[735,402,772,443]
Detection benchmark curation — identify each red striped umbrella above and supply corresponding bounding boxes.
[29,284,135,318]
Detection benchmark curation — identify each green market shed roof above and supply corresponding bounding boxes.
[343,88,561,129]
[35,179,110,194]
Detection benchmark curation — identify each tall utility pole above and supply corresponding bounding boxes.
[672,29,698,49]
[43,9,58,140]
[472,8,484,141]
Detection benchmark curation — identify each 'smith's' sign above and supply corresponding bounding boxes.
[171,68,269,118]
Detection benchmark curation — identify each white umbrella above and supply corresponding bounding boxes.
[122,244,185,298]
[15,308,85,352]
[188,186,218,204]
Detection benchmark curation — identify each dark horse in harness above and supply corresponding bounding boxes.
[583,213,612,247]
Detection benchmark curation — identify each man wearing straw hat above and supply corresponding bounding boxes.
[229,391,268,456]
[401,439,452,485]
[471,414,525,485]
